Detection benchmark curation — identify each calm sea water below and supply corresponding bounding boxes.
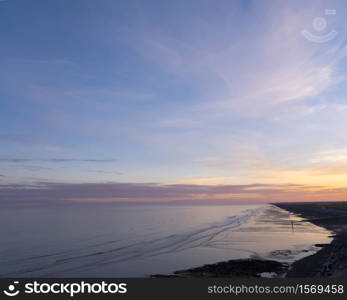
[0,204,332,277]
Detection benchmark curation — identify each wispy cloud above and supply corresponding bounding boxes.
[1,181,347,207]
[310,149,347,163]
[88,170,123,175]
[21,165,52,171]
[0,157,116,163]
[1,0,347,192]
[139,1,347,119]
[26,84,157,105]
[49,158,116,163]
[0,134,35,143]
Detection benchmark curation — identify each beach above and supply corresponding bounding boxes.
[274,202,347,277]
[155,202,347,278]
[153,204,334,278]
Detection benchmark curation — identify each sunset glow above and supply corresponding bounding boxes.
[1,0,347,205]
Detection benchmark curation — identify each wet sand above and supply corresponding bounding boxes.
[274,202,347,277]
[152,204,334,278]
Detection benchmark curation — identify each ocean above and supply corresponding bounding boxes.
[0,204,332,277]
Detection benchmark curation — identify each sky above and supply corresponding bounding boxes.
[1,0,347,206]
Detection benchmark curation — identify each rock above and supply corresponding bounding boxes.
[152,259,288,278]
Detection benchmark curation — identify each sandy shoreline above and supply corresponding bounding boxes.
[274,202,347,277]
[153,202,347,278]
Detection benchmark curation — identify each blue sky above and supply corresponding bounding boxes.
[1,0,347,204]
